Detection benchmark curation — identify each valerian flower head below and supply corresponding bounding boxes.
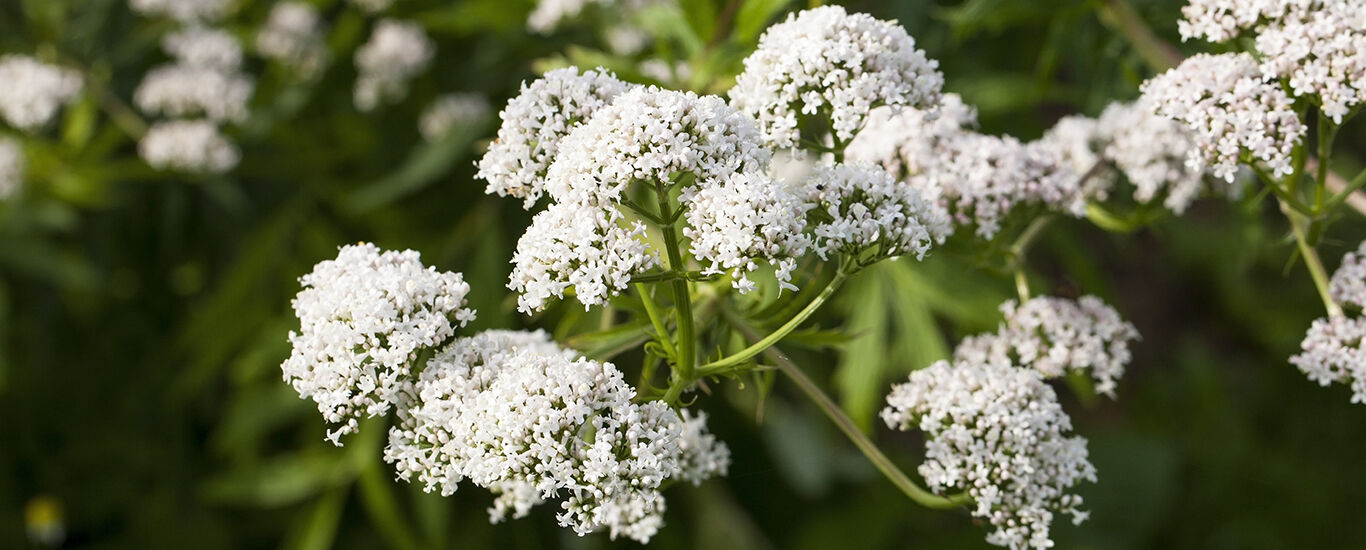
[953,295,1140,398]
[509,201,660,314]
[1291,315,1366,404]
[419,93,491,141]
[0,55,82,132]
[353,19,434,111]
[931,133,1084,238]
[138,120,240,173]
[728,5,944,150]
[800,162,949,263]
[282,243,476,444]
[384,330,729,543]
[134,66,254,123]
[1254,1,1366,123]
[1140,52,1305,182]
[0,138,22,199]
[882,360,1096,550]
[475,67,631,208]
[163,27,242,71]
[1330,241,1366,309]
[845,94,978,183]
[683,172,811,293]
[256,2,329,77]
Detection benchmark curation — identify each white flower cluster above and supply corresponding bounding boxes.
[419,93,491,141]
[882,360,1095,550]
[1041,100,1210,213]
[354,19,434,111]
[1141,53,1305,182]
[135,27,254,123]
[510,201,661,313]
[528,0,596,33]
[801,163,949,263]
[256,2,329,78]
[0,55,82,132]
[138,120,240,173]
[0,138,22,199]
[729,6,944,149]
[1177,0,1295,42]
[129,0,232,22]
[846,94,978,183]
[1253,1,1366,122]
[684,172,811,292]
[476,67,632,208]
[384,330,729,543]
[282,243,475,444]
[1294,241,1366,404]
[1291,315,1366,404]
[349,0,397,14]
[953,295,1140,398]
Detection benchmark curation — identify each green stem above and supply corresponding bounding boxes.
[1008,215,1052,302]
[726,313,967,510]
[1327,166,1366,208]
[695,271,847,377]
[635,283,677,361]
[1283,202,1343,317]
[1014,269,1031,302]
[655,180,696,383]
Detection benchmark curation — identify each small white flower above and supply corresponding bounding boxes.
[800,162,949,263]
[729,6,943,149]
[932,132,1084,238]
[1141,52,1305,182]
[684,172,811,292]
[845,94,978,182]
[138,120,240,173]
[509,201,660,313]
[1254,2,1366,123]
[134,64,254,123]
[282,243,475,444]
[882,360,1096,550]
[1330,241,1366,310]
[256,2,329,77]
[0,56,82,132]
[353,19,434,111]
[163,26,243,71]
[0,138,23,199]
[475,67,631,208]
[419,93,490,141]
[129,0,232,22]
[1290,315,1366,404]
[953,295,1140,398]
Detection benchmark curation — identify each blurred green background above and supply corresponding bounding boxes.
[2,0,1366,548]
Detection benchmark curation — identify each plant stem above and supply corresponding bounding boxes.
[1014,269,1032,302]
[1283,201,1343,317]
[635,283,677,361]
[1008,215,1051,301]
[695,271,847,377]
[655,180,696,383]
[725,313,967,510]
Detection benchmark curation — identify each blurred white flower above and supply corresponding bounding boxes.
[954,295,1140,398]
[256,2,329,77]
[1291,315,1366,404]
[134,65,254,123]
[138,120,240,173]
[163,26,242,71]
[1330,241,1366,310]
[729,6,943,149]
[281,243,475,444]
[0,55,82,132]
[800,162,949,263]
[419,93,490,141]
[1141,52,1305,182]
[354,19,434,111]
[129,0,232,23]
[882,360,1095,550]
[348,0,396,14]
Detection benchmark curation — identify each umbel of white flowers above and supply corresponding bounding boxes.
[0,55,83,132]
[282,245,729,543]
[1292,240,1366,404]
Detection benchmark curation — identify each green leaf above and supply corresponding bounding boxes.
[342,125,485,214]
[832,269,890,432]
[281,487,349,550]
[567,320,651,360]
[731,0,792,44]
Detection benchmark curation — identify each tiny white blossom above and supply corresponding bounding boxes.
[0,56,83,132]
[953,295,1140,398]
[931,132,1084,238]
[384,330,728,542]
[509,201,660,313]
[256,2,329,77]
[683,172,811,292]
[419,93,491,141]
[845,94,978,183]
[528,0,595,33]
[475,67,631,208]
[134,65,254,123]
[138,120,240,173]
[129,0,232,22]
[801,163,949,263]
[729,6,944,149]
[282,243,476,444]
[163,27,243,71]
[0,138,23,199]
[1330,241,1366,309]
[882,360,1096,550]
[1141,52,1305,182]
[354,19,434,111]
[1254,2,1366,123]
[1290,315,1366,404]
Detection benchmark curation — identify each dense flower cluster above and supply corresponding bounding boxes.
[1041,99,1209,213]
[384,330,729,542]
[729,5,943,149]
[1330,241,1366,309]
[135,27,254,123]
[475,67,632,207]
[953,295,1140,398]
[138,120,240,173]
[354,19,434,111]
[1141,53,1305,182]
[0,55,82,132]
[684,172,811,292]
[882,360,1095,550]
[509,201,660,313]
[1180,0,1366,123]
[845,94,977,182]
[0,138,22,199]
[801,162,949,262]
[129,0,232,22]
[419,93,491,141]
[1291,315,1366,404]
[282,243,475,444]
[256,1,328,77]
